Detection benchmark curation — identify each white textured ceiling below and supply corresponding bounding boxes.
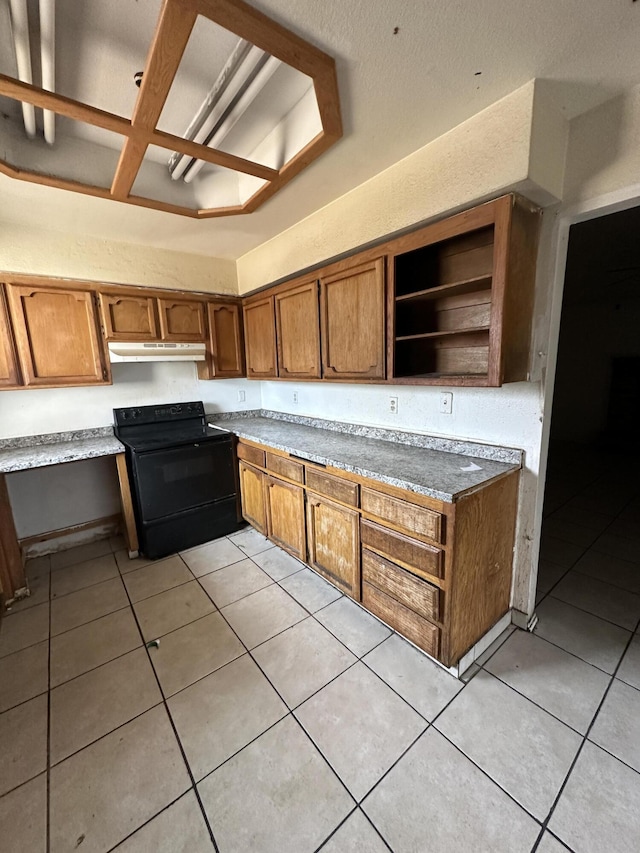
[2,0,640,259]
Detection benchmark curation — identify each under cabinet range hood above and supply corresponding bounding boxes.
[108,342,206,363]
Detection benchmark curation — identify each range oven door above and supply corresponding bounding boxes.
[131,437,236,522]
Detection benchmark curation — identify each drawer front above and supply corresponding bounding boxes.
[266,452,304,483]
[361,520,443,580]
[363,582,439,658]
[237,443,265,468]
[306,468,358,506]
[362,549,440,623]
[361,487,443,543]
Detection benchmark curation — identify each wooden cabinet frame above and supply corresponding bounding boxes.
[236,437,520,668]
[0,287,21,387]
[1,273,246,390]
[320,256,386,380]
[275,277,321,379]
[244,294,278,379]
[98,292,159,341]
[6,283,108,387]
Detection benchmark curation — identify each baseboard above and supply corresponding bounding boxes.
[20,514,122,560]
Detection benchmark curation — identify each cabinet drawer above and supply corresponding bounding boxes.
[266,452,304,483]
[306,468,358,506]
[363,549,440,623]
[363,582,439,658]
[361,520,443,580]
[361,487,443,543]
[237,443,265,468]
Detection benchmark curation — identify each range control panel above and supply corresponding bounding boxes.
[113,401,205,427]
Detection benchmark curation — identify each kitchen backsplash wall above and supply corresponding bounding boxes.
[0,363,260,439]
[3,364,260,539]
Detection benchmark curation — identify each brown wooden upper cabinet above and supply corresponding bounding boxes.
[275,278,321,379]
[205,301,245,378]
[98,292,159,341]
[157,298,206,342]
[244,294,278,379]
[6,284,107,387]
[388,194,539,386]
[320,256,386,380]
[0,288,21,388]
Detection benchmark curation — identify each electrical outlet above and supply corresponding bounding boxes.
[293,391,299,404]
[389,396,398,414]
[237,390,246,403]
[439,392,453,414]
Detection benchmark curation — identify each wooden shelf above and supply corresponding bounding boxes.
[395,274,492,304]
[395,326,490,343]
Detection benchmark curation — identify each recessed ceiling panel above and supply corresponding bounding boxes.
[0,99,124,190]
[54,0,163,118]
[0,0,341,217]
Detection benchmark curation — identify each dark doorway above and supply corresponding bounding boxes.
[534,204,640,662]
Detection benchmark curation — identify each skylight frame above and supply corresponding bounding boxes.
[0,0,342,218]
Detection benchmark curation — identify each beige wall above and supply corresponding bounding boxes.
[236,80,568,293]
[564,82,640,204]
[0,222,237,294]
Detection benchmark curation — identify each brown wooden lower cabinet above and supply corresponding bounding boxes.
[264,474,306,560]
[306,493,360,598]
[239,461,267,536]
[236,438,519,669]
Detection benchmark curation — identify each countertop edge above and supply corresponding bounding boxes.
[217,421,521,503]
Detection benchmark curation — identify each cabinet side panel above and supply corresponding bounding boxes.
[502,197,540,383]
[0,286,21,386]
[447,472,519,666]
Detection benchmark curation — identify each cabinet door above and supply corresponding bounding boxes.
[7,284,107,386]
[208,301,245,377]
[320,257,386,379]
[244,295,277,379]
[239,461,267,535]
[157,298,206,341]
[0,288,21,387]
[307,494,360,598]
[98,292,159,341]
[265,474,306,560]
[275,279,321,378]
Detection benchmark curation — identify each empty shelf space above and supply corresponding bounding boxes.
[395,274,492,303]
[395,326,490,342]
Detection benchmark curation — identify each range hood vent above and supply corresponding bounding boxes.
[108,342,206,363]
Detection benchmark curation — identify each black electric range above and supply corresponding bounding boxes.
[114,401,242,558]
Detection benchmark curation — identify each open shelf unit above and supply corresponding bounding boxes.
[388,195,539,386]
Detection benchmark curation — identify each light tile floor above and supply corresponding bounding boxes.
[1,454,639,852]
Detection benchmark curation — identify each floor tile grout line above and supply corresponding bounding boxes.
[527,613,640,845]
[102,789,198,853]
[476,660,613,739]
[117,572,222,853]
[46,559,51,853]
[48,603,131,643]
[356,806,395,853]
[293,698,428,808]
[48,641,150,694]
[310,805,360,853]
[48,699,166,768]
[431,727,545,827]
[544,585,640,631]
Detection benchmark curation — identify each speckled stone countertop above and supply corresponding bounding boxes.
[209,413,521,502]
[0,427,125,473]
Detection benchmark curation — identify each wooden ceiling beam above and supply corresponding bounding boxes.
[0,75,131,136]
[0,0,342,218]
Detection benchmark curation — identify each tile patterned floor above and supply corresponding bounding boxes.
[1,454,639,852]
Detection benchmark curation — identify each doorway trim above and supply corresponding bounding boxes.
[529,181,640,615]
